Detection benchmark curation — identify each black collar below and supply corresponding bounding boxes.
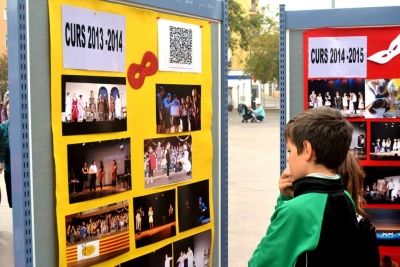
[293,176,344,197]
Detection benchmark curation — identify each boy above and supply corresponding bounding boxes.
[248,107,362,267]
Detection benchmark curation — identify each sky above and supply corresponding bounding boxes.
[259,0,400,11]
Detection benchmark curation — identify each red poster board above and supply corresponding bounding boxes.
[304,27,400,263]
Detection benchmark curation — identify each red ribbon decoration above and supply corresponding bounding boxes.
[127,51,158,89]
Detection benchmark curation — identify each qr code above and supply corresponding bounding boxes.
[169,26,193,65]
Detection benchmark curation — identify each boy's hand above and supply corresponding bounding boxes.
[279,168,294,197]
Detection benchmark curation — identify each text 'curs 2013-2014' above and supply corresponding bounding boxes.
[64,22,123,52]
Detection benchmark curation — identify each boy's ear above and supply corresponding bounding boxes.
[302,140,314,161]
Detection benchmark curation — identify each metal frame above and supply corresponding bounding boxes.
[8,0,33,266]
[279,4,400,173]
[8,0,228,266]
[220,0,228,266]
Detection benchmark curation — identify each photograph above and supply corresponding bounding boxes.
[370,122,400,160]
[364,208,400,246]
[143,135,192,189]
[133,189,176,248]
[173,230,212,267]
[65,201,130,267]
[178,180,211,233]
[364,78,400,118]
[62,75,127,136]
[349,122,366,160]
[67,138,131,204]
[119,244,173,267]
[363,166,400,204]
[307,79,365,118]
[156,84,201,134]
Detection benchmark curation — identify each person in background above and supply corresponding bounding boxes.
[156,86,165,134]
[111,160,117,188]
[98,161,104,190]
[88,160,97,192]
[249,103,265,122]
[381,255,399,267]
[338,152,380,267]
[163,93,174,133]
[388,179,395,201]
[251,93,256,110]
[0,98,10,207]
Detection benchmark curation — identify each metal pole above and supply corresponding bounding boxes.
[249,43,252,105]
[332,0,335,8]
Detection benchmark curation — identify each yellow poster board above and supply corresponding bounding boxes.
[49,0,214,266]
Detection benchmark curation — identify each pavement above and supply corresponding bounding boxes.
[0,109,281,267]
[228,110,280,267]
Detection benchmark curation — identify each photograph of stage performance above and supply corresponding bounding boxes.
[349,122,366,160]
[133,189,176,248]
[119,244,173,267]
[61,75,127,136]
[173,230,211,267]
[365,78,400,119]
[143,135,192,189]
[178,180,211,233]
[67,138,132,204]
[307,79,365,118]
[65,201,130,267]
[363,166,400,204]
[156,84,201,134]
[364,208,400,246]
[370,122,400,160]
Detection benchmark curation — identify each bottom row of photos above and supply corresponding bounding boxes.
[65,180,211,267]
[119,230,212,267]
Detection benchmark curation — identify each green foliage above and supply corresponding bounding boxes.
[244,6,279,84]
[0,53,7,94]
[228,0,264,54]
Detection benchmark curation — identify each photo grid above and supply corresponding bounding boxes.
[156,84,201,134]
[62,75,127,136]
[67,138,132,204]
[307,79,365,118]
[65,201,130,267]
[144,135,193,189]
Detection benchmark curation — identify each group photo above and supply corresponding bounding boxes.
[65,201,130,267]
[363,166,400,204]
[156,84,201,134]
[348,122,366,160]
[143,135,193,189]
[61,75,127,136]
[133,189,177,248]
[178,180,211,233]
[370,122,400,160]
[364,78,400,118]
[365,208,400,246]
[307,79,365,117]
[119,244,173,267]
[67,138,132,204]
[173,230,212,267]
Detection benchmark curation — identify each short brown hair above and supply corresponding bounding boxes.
[284,107,353,170]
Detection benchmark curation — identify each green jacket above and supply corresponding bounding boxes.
[249,176,362,267]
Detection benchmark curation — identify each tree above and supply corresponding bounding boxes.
[228,0,264,54]
[0,53,7,94]
[244,7,279,84]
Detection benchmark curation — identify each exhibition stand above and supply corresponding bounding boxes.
[280,4,400,262]
[7,0,228,266]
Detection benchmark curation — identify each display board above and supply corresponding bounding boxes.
[46,1,218,267]
[281,5,400,264]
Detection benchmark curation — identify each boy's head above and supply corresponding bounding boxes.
[284,107,353,179]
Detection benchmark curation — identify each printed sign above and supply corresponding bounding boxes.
[308,36,367,78]
[62,5,126,72]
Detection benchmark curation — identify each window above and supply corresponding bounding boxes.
[3,8,6,20]
[5,34,7,47]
